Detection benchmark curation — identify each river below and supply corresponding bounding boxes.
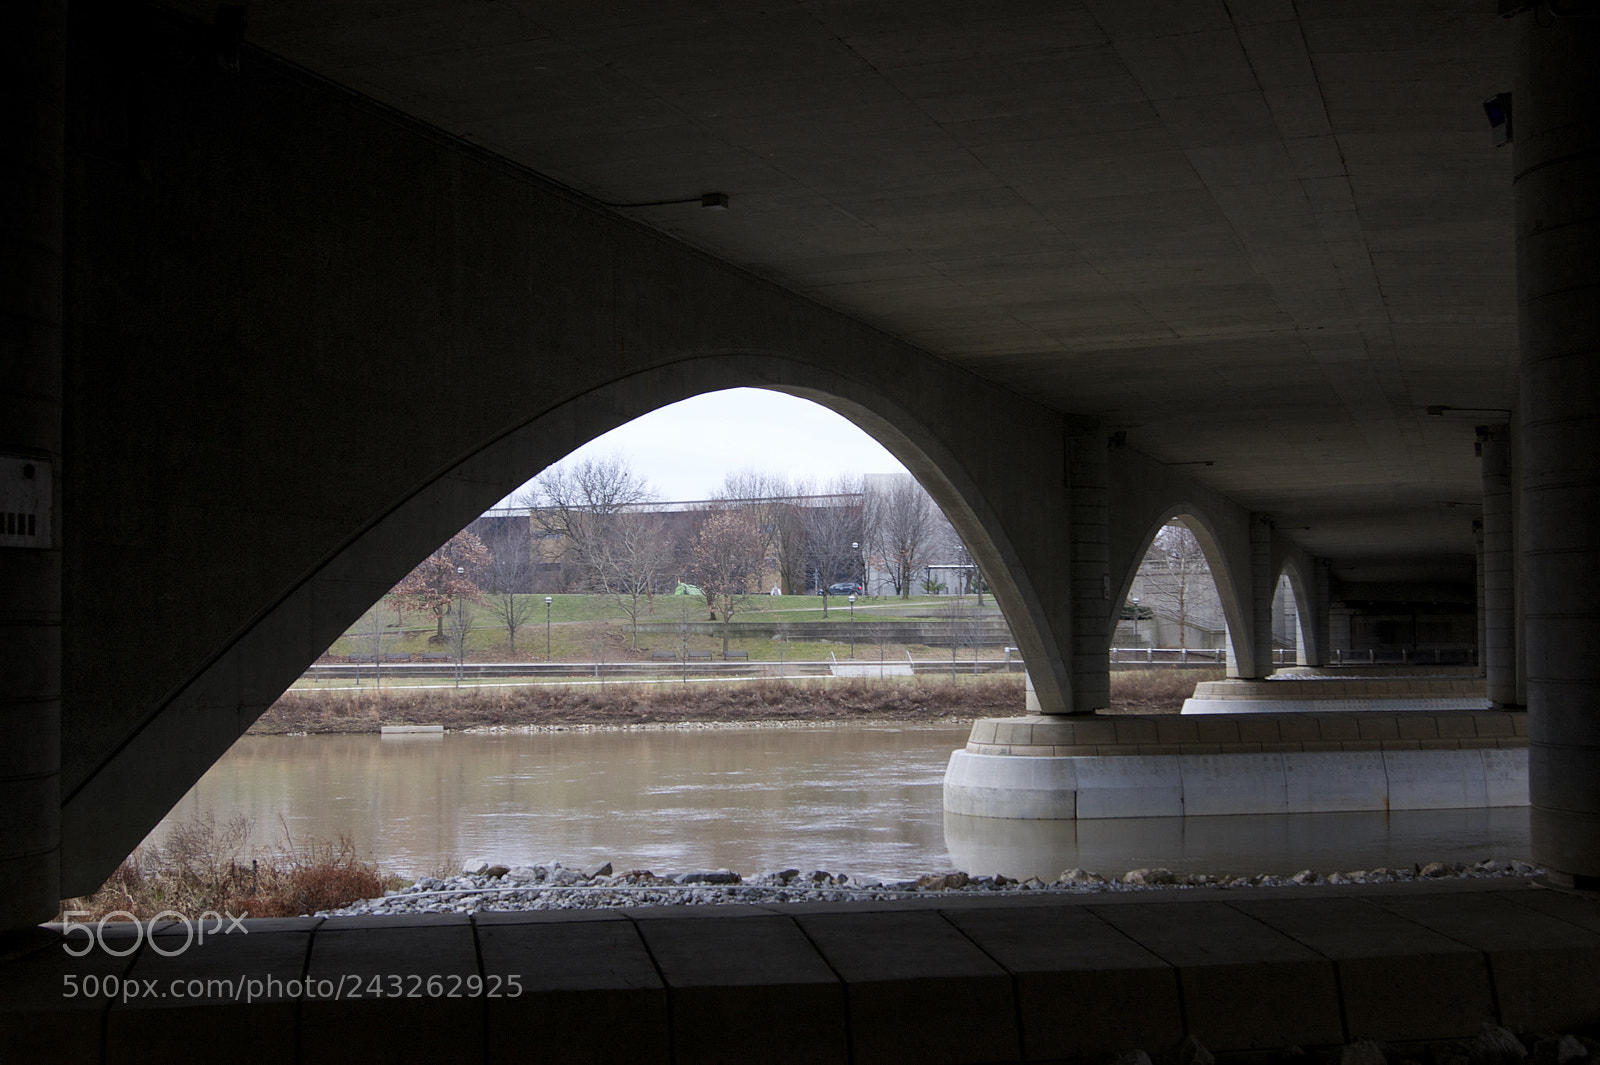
[151,726,1533,882]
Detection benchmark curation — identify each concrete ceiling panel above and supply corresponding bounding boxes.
[206,0,1515,569]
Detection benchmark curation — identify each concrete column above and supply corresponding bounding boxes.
[1515,11,1600,888]
[1312,558,1332,667]
[1235,514,1276,679]
[1474,519,1486,671]
[1480,425,1520,707]
[0,0,64,934]
[1067,430,1109,712]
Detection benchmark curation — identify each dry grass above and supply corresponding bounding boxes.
[253,674,1027,733]
[58,814,396,922]
[1107,667,1222,713]
[255,669,1217,733]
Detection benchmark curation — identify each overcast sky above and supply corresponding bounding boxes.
[495,387,910,506]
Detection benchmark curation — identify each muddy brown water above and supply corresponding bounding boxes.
[151,727,1532,883]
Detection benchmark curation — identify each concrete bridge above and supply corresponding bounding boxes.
[4,0,1599,1045]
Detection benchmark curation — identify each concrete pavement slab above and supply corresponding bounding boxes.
[299,922,483,1065]
[1372,889,1600,1032]
[106,924,312,1065]
[1089,900,1343,1051]
[796,910,1018,1065]
[477,916,668,1065]
[0,927,144,1065]
[945,904,1183,1061]
[633,915,846,1065]
[1229,896,1493,1042]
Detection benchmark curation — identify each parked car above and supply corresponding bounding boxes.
[825,581,864,596]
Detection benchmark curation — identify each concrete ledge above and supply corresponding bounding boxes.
[965,712,1527,752]
[943,747,1529,820]
[1183,697,1494,714]
[1183,677,1491,715]
[3,882,1595,1064]
[1192,678,1488,700]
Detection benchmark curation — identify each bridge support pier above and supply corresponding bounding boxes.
[1067,427,1111,713]
[1312,558,1333,668]
[0,0,64,937]
[1480,424,1520,709]
[1230,514,1277,679]
[1516,10,1600,888]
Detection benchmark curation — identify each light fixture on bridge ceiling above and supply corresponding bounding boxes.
[1483,93,1514,147]
[601,192,729,210]
[1166,459,1215,467]
[1442,501,1483,509]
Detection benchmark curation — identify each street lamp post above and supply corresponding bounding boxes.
[455,565,466,687]
[848,593,856,658]
[1131,596,1141,647]
[851,542,860,596]
[545,596,553,662]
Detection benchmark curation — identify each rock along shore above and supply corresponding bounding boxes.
[324,857,1542,917]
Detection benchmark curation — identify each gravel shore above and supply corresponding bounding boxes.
[325,857,1542,916]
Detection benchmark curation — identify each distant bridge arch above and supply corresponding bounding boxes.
[1113,503,1253,672]
[1107,447,1261,677]
[1274,553,1321,668]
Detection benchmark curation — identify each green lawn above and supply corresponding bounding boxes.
[322,592,1009,664]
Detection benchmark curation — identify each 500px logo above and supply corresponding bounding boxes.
[60,911,249,957]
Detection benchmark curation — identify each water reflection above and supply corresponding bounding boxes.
[152,729,1531,884]
[153,728,969,881]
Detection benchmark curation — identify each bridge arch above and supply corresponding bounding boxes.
[1106,445,1260,677]
[61,352,1076,892]
[1113,504,1253,671]
[1274,555,1314,667]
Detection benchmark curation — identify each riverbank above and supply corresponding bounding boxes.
[253,675,1019,734]
[330,857,1543,916]
[251,669,1213,734]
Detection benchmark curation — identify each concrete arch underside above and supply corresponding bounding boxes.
[1106,448,1258,674]
[1273,551,1323,667]
[57,40,1097,891]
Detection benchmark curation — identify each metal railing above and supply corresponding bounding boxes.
[1109,647,1227,665]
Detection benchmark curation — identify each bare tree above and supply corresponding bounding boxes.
[919,506,968,594]
[690,508,766,656]
[448,597,477,688]
[355,598,402,688]
[714,469,797,593]
[801,475,865,619]
[391,530,491,643]
[1138,523,1212,649]
[479,516,538,655]
[865,474,935,598]
[520,454,657,591]
[591,510,677,649]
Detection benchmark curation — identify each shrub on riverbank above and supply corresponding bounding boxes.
[58,814,395,922]
[252,674,1027,734]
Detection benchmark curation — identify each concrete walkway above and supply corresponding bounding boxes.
[4,879,1597,1064]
